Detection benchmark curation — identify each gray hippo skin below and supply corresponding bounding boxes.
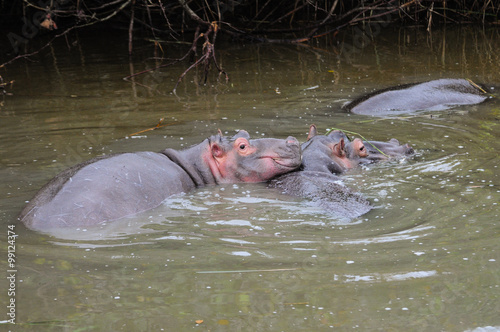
[19,130,301,231]
[361,138,414,163]
[269,125,371,219]
[270,170,371,219]
[300,125,368,174]
[269,125,415,219]
[326,129,415,164]
[344,78,489,116]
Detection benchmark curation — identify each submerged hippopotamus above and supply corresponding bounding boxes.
[269,125,414,219]
[344,78,489,116]
[301,125,414,173]
[300,125,368,174]
[19,130,301,231]
[362,138,414,162]
[320,128,415,165]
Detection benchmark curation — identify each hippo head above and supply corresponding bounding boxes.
[207,130,302,183]
[301,125,366,174]
[361,138,414,163]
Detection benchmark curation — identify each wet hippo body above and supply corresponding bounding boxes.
[269,125,372,218]
[269,125,415,218]
[361,138,414,163]
[269,171,371,219]
[20,130,301,231]
[327,129,414,164]
[300,126,368,174]
[344,78,489,116]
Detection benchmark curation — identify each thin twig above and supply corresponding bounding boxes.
[325,127,389,158]
[128,0,135,55]
[127,118,176,137]
[178,0,209,25]
[1,0,133,68]
[172,23,227,93]
[123,26,202,81]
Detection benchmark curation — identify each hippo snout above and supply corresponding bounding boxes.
[403,144,414,155]
[285,136,301,156]
[273,136,301,168]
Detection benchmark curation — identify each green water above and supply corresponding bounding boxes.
[0,26,499,331]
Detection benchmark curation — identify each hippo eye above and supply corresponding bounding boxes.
[239,143,246,150]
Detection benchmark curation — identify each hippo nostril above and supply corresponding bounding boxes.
[404,144,414,154]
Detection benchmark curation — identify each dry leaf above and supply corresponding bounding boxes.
[40,15,57,30]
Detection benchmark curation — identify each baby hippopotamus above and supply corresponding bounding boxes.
[361,138,414,163]
[269,125,369,219]
[321,128,415,166]
[300,125,368,174]
[300,125,414,173]
[19,130,301,231]
[269,125,414,219]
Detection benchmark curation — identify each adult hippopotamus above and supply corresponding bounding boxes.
[344,78,489,116]
[269,125,414,219]
[19,130,301,231]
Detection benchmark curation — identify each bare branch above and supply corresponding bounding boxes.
[178,0,209,25]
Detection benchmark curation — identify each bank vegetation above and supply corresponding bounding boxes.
[0,1,498,88]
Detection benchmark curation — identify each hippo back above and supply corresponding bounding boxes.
[19,152,196,230]
[345,78,488,116]
[19,155,111,218]
[269,171,371,219]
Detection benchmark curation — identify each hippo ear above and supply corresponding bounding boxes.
[210,142,225,158]
[232,130,250,139]
[389,138,400,145]
[328,130,346,141]
[332,138,346,157]
[306,124,317,141]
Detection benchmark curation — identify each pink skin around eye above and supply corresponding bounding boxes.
[352,138,368,157]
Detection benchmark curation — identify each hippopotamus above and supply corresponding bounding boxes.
[269,125,369,219]
[344,78,489,116]
[269,125,414,219]
[300,125,414,173]
[323,129,415,165]
[300,125,368,174]
[361,138,414,162]
[19,130,301,231]
[269,170,371,219]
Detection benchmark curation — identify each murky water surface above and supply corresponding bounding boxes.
[1,27,499,331]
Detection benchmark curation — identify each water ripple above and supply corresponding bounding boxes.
[342,270,440,283]
[331,225,435,245]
